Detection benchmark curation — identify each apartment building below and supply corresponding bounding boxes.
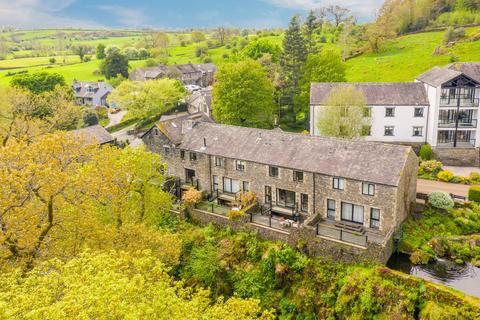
[310,63,480,165]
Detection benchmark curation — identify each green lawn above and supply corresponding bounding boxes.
[1,27,479,87]
[346,27,480,82]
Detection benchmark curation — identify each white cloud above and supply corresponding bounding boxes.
[0,0,103,28]
[97,5,149,28]
[264,0,383,19]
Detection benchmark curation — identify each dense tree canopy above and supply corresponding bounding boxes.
[0,86,81,146]
[10,72,66,94]
[295,50,346,117]
[100,51,129,79]
[0,132,173,271]
[108,79,187,119]
[0,250,272,320]
[242,39,282,62]
[212,59,275,128]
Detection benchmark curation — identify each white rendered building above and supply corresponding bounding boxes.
[309,63,480,164]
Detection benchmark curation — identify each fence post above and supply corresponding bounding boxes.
[340,230,343,241]
[211,203,214,213]
[316,223,319,235]
[249,212,253,223]
[269,214,272,228]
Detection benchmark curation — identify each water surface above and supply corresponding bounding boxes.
[387,253,480,298]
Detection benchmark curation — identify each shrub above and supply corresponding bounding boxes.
[182,187,202,206]
[419,144,433,160]
[437,170,454,182]
[410,249,433,265]
[83,111,99,126]
[428,191,454,210]
[458,176,471,184]
[228,209,245,220]
[420,160,442,174]
[469,172,480,184]
[468,186,480,202]
[238,191,257,207]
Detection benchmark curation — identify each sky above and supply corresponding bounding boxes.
[0,0,384,29]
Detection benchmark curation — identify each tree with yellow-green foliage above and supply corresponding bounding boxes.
[0,250,274,320]
[316,85,370,139]
[0,132,173,271]
[0,86,81,146]
[108,78,187,119]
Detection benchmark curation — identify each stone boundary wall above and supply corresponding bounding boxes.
[433,147,480,167]
[172,208,394,264]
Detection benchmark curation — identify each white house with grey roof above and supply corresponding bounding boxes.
[72,81,113,108]
[310,82,430,144]
[310,63,480,165]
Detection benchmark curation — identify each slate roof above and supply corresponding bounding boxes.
[154,113,213,145]
[175,122,412,187]
[72,125,114,145]
[310,82,429,106]
[416,63,480,87]
[187,88,212,110]
[72,81,113,99]
[130,63,217,81]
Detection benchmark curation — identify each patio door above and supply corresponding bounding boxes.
[277,189,295,208]
[223,177,240,193]
[341,202,364,224]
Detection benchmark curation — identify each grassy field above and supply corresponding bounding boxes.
[345,26,480,82]
[0,27,479,87]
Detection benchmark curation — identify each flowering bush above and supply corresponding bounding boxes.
[238,191,257,207]
[428,191,454,210]
[228,208,245,220]
[420,160,442,174]
[437,170,454,182]
[182,187,202,206]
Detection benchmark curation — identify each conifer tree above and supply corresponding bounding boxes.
[279,15,307,106]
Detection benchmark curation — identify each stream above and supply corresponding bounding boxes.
[387,253,480,298]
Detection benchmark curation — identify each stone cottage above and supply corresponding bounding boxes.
[142,114,418,262]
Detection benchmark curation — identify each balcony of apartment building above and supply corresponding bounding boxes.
[438,109,478,129]
[440,87,478,108]
[437,129,476,148]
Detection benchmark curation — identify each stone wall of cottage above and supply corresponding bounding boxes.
[313,174,398,236]
[394,149,419,229]
[210,159,315,215]
[144,128,411,236]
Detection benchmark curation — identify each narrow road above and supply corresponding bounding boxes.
[106,110,127,128]
[417,179,471,197]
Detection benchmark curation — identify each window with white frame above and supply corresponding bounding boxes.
[333,177,344,190]
[413,126,423,137]
[362,183,375,196]
[235,160,246,171]
[385,107,395,117]
[384,126,394,136]
[414,107,424,117]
